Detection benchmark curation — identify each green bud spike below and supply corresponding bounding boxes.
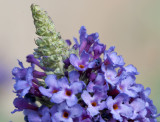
[31,4,69,75]
[31,4,57,37]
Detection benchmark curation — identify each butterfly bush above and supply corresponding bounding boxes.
[12,4,160,122]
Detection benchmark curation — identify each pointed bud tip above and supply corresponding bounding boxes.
[31,3,38,8]
[30,4,41,12]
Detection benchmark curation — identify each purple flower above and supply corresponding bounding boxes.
[65,39,72,46]
[87,73,108,96]
[26,54,45,70]
[140,88,160,120]
[106,93,133,121]
[73,37,79,50]
[39,75,61,98]
[68,70,86,87]
[87,58,102,68]
[92,42,106,59]
[81,90,106,117]
[102,64,120,86]
[118,64,139,79]
[74,109,92,122]
[14,67,33,97]
[124,64,139,75]
[24,106,51,122]
[12,60,27,81]
[33,70,46,78]
[79,26,99,54]
[68,70,80,83]
[39,72,83,107]
[12,97,38,113]
[104,47,125,67]
[87,80,108,100]
[140,87,151,103]
[51,102,82,122]
[93,73,107,85]
[70,51,91,71]
[129,98,146,119]
[117,76,143,97]
[50,77,83,107]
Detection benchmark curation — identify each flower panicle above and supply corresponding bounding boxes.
[11,4,160,122]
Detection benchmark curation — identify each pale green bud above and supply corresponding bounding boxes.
[31,4,56,37]
[31,4,69,75]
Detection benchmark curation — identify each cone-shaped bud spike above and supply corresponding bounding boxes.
[31,4,69,75]
[31,4,57,37]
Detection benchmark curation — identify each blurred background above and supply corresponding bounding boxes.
[0,0,160,121]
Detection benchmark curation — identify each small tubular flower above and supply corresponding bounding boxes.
[51,102,82,122]
[106,94,133,121]
[102,64,120,86]
[24,106,51,122]
[70,51,90,71]
[81,90,106,117]
[39,75,60,98]
[14,67,33,97]
[50,77,83,107]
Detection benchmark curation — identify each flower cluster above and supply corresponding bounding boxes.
[12,4,160,122]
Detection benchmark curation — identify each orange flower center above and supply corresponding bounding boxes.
[65,90,72,96]
[79,64,85,69]
[82,116,88,120]
[119,86,123,90]
[91,102,97,107]
[113,104,118,110]
[63,111,69,118]
[107,76,111,80]
[52,89,58,93]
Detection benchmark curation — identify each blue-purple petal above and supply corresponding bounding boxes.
[58,77,69,89]
[81,90,92,105]
[45,75,58,88]
[51,91,65,103]
[69,54,79,67]
[14,80,29,91]
[71,82,83,94]
[70,104,83,118]
[66,95,78,107]
[69,71,80,83]
[39,86,52,98]
[80,51,90,63]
